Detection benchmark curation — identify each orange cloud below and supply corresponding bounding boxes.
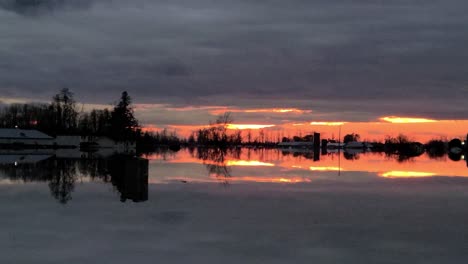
[310,122,346,126]
[168,106,227,112]
[133,103,169,111]
[226,124,275,130]
[0,96,44,104]
[210,108,311,115]
[380,116,437,123]
[141,125,163,133]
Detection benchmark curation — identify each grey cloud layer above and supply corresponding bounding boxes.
[1,0,467,121]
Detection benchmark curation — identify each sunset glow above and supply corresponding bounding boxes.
[226,124,275,130]
[309,166,341,171]
[210,108,311,115]
[226,160,275,167]
[211,176,312,183]
[380,116,437,123]
[246,108,310,114]
[379,171,437,178]
[310,122,346,126]
[5,2,468,262]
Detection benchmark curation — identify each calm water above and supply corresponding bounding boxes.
[1,148,468,263]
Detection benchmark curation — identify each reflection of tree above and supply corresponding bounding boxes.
[343,152,360,160]
[46,159,76,204]
[385,152,418,163]
[281,151,314,160]
[0,155,149,204]
[448,152,462,162]
[425,140,447,159]
[0,158,77,204]
[78,158,110,181]
[0,163,49,182]
[108,155,148,203]
[384,135,425,162]
[197,147,234,184]
[142,148,177,161]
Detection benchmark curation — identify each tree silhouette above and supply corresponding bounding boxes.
[51,88,78,134]
[343,133,360,144]
[111,91,139,141]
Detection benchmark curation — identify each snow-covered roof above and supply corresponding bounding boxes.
[0,129,53,139]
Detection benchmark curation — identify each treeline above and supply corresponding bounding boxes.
[185,113,278,148]
[0,88,179,151]
[0,88,138,140]
[187,113,241,147]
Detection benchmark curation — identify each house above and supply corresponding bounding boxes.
[0,129,135,153]
[0,129,55,147]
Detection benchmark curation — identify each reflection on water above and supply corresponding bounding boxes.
[0,153,148,204]
[109,156,148,202]
[145,147,468,184]
[1,147,467,201]
[197,147,233,184]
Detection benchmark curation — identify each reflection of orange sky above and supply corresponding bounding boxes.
[309,166,341,171]
[276,152,468,177]
[379,171,437,178]
[210,175,312,183]
[146,148,468,178]
[226,160,275,167]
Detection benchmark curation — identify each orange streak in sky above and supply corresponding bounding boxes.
[310,122,346,126]
[380,116,437,123]
[226,124,275,130]
[210,108,311,115]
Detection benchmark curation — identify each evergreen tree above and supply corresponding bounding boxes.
[111,91,139,141]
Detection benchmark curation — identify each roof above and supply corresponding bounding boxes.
[0,129,53,140]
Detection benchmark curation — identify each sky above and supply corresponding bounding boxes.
[1,0,468,141]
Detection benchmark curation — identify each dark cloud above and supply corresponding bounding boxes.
[0,0,92,15]
[1,0,468,120]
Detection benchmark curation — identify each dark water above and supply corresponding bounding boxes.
[1,148,468,263]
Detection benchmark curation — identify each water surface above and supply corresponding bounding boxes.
[1,148,467,263]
